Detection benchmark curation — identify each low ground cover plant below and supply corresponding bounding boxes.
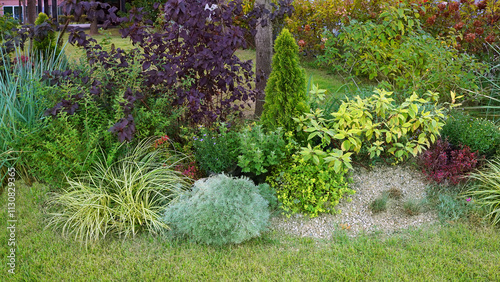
[370,192,389,213]
[163,174,270,245]
[47,138,191,242]
[267,153,354,217]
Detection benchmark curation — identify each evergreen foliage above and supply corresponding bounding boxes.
[33,13,59,55]
[261,28,309,132]
[163,174,270,245]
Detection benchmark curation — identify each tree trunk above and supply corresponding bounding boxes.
[89,0,99,35]
[51,0,57,22]
[37,0,42,14]
[27,0,36,24]
[44,0,49,16]
[253,0,273,118]
[18,0,23,23]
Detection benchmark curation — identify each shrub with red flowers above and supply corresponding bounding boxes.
[418,0,500,58]
[419,139,481,185]
[175,161,204,180]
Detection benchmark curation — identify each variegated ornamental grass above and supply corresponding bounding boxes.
[47,138,192,243]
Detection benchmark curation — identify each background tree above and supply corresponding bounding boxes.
[254,0,273,118]
[27,0,36,24]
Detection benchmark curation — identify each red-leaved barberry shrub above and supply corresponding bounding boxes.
[419,139,480,185]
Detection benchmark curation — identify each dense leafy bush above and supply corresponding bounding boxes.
[19,56,151,184]
[295,89,453,170]
[0,46,68,184]
[466,159,500,226]
[287,0,400,57]
[267,154,354,217]
[419,138,480,185]
[237,124,286,175]
[441,111,500,158]
[163,174,270,245]
[418,0,500,59]
[193,123,239,174]
[320,3,483,99]
[47,138,192,242]
[261,28,309,132]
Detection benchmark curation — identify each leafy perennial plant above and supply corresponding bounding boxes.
[295,89,458,170]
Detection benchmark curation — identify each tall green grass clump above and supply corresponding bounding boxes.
[261,28,309,132]
[163,174,270,245]
[0,45,67,184]
[466,159,500,226]
[46,138,192,243]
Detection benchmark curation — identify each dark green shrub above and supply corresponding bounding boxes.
[237,125,286,176]
[193,123,239,174]
[163,174,270,245]
[267,154,354,217]
[441,111,500,158]
[261,28,309,132]
[18,97,121,186]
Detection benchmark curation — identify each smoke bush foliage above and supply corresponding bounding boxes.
[31,0,292,142]
[163,174,270,245]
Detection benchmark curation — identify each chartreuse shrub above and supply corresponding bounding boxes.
[294,89,458,171]
[267,154,354,217]
[441,111,500,158]
[466,159,500,226]
[237,124,286,176]
[320,2,483,100]
[261,28,309,132]
[33,12,60,56]
[163,174,270,245]
[46,138,191,243]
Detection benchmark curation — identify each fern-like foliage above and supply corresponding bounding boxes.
[163,174,270,245]
[261,28,309,132]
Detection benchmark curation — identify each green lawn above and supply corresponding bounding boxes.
[1,181,499,280]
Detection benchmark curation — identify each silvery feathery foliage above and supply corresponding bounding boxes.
[163,174,270,245]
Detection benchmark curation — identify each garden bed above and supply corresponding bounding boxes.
[271,164,439,238]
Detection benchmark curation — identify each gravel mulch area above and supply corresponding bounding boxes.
[270,164,439,238]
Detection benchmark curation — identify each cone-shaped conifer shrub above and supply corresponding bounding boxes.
[261,28,309,132]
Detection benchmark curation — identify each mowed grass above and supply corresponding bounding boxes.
[1,181,499,280]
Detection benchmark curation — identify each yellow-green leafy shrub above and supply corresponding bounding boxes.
[294,89,459,169]
[266,154,354,217]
